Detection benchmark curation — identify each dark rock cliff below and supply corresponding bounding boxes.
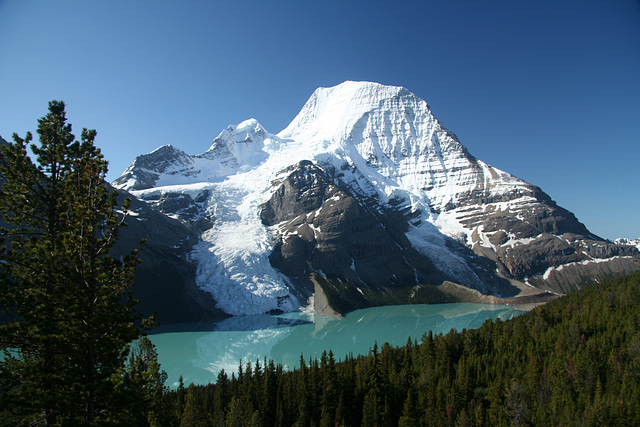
[111,187,226,325]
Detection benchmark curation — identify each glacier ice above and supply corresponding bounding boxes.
[116,81,562,315]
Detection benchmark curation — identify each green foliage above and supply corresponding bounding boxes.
[167,271,640,426]
[0,101,163,425]
[5,103,636,426]
[113,337,170,425]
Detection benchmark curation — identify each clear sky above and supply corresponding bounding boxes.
[1,0,639,240]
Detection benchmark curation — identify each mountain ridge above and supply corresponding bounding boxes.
[112,81,640,317]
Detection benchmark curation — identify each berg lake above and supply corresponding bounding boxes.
[149,303,525,387]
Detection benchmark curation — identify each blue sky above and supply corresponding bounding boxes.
[1,0,639,239]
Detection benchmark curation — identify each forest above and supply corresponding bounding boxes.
[163,270,640,426]
[1,102,639,425]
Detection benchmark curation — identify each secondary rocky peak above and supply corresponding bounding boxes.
[112,144,193,191]
[207,118,268,148]
[113,118,282,192]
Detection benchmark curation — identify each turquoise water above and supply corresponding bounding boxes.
[149,303,524,387]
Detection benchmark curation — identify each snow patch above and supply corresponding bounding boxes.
[541,256,634,282]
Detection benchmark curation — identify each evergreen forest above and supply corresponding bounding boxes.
[166,271,640,426]
[1,102,639,425]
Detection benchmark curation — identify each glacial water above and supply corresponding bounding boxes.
[149,303,525,387]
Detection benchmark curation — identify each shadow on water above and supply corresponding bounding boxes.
[150,313,312,334]
[149,303,525,387]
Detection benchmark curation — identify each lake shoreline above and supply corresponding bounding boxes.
[150,302,526,387]
[437,280,559,310]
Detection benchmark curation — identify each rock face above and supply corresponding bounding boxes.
[260,160,439,293]
[0,132,222,324]
[109,186,225,324]
[112,81,640,317]
[259,160,514,305]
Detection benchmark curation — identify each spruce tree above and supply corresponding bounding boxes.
[0,101,156,424]
[115,337,168,425]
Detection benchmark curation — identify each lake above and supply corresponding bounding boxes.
[149,303,525,387]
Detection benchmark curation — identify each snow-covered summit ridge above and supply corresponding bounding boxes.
[113,81,639,316]
[116,80,523,203]
[112,118,282,191]
[279,81,415,142]
[280,80,528,215]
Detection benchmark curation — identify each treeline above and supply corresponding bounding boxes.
[163,271,640,426]
[2,104,638,426]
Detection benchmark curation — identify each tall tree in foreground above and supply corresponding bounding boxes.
[0,101,159,425]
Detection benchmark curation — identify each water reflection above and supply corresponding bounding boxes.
[153,313,311,333]
[149,303,523,387]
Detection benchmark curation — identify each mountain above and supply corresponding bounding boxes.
[615,238,640,252]
[113,81,640,317]
[109,186,226,324]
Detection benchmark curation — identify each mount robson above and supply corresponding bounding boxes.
[107,81,639,324]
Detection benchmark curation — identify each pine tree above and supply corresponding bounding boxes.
[0,101,156,424]
[296,355,311,426]
[175,375,187,422]
[361,388,380,427]
[398,389,418,427]
[115,336,168,425]
[180,384,208,427]
[319,350,338,427]
[261,358,277,426]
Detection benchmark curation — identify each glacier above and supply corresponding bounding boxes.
[113,81,640,315]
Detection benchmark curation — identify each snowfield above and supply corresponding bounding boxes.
[116,81,636,315]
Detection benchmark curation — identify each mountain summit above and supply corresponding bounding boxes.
[113,81,640,317]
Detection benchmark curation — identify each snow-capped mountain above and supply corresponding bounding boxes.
[113,81,640,317]
[615,238,640,252]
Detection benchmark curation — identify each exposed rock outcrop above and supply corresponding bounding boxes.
[109,82,640,318]
[111,187,226,324]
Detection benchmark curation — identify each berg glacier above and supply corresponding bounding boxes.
[113,81,640,316]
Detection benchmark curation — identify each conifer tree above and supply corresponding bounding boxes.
[398,389,418,427]
[115,336,168,425]
[0,101,156,424]
[180,384,209,427]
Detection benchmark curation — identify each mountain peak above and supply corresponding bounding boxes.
[112,82,640,317]
[207,118,267,150]
[278,81,420,142]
